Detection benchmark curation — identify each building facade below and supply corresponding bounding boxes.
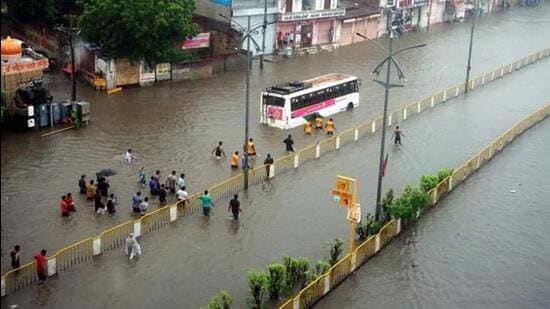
[276,0,345,49]
[336,0,381,46]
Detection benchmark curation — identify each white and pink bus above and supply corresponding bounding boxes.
[260,73,360,129]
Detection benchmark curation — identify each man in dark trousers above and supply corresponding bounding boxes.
[264,154,274,179]
[391,126,405,145]
[283,135,295,152]
[228,194,243,220]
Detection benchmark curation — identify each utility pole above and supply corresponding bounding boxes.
[356,10,426,222]
[260,0,268,70]
[56,17,78,102]
[465,0,478,94]
[219,13,274,189]
[374,10,394,221]
[243,15,251,189]
[69,18,76,102]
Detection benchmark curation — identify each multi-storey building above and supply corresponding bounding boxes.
[276,0,346,49]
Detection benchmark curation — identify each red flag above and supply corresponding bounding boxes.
[381,153,389,177]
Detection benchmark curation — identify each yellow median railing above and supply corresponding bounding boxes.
[278,104,549,308]
[2,48,549,298]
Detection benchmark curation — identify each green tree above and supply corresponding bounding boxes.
[78,0,198,63]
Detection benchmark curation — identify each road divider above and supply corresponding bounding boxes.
[278,103,549,309]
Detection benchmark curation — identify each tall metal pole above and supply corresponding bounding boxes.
[69,27,76,102]
[243,15,251,190]
[375,10,394,221]
[464,0,477,94]
[426,0,434,32]
[260,0,267,70]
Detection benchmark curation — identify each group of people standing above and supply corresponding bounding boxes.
[66,174,117,217]
[132,169,187,216]
[303,116,336,136]
[277,31,312,49]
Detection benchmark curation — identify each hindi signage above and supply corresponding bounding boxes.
[2,59,49,75]
[281,9,345,22]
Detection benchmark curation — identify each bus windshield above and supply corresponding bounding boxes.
[263,95,285,107]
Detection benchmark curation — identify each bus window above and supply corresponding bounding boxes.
[264,95,285,107]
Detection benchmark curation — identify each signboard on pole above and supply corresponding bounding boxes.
[332,175,356,207]
[346,203,361,223]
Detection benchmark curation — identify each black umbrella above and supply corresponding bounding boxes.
[96,169,117,179]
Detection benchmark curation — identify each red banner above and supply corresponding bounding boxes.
[182,33,210,50]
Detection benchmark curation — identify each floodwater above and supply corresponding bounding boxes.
[2,29,549,308]
[2,7,550,275]
[316,119,550,309]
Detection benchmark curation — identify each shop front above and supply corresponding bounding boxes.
[277,8,344,48]
[278,18,337,47]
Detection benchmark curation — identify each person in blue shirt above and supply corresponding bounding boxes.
[199,190,215,216]
[132,191,143,214]
[149,176,158,196]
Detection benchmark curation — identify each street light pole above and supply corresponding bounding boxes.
[243,15,251,189]
[374,10,394,222]
[69,23,76,102]
[220,13,274,189]
[260,0,267,70]
[465,0,478,94]
[356,10,426,222]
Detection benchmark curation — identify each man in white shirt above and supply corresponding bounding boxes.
[176,186,188,205]
[125,149,134,164]
[139,197,149,215]
[177,173,185,190]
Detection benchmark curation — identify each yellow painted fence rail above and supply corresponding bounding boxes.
[1,48,549,298]
[278,104,549,309]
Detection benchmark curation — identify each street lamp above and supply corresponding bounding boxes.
[465,0,479,94]
[219,13,275,189]
[356,9,426,222]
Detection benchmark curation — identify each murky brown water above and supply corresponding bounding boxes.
[2,24,549,307]
[316,119,550,309]
[1,6,549,306]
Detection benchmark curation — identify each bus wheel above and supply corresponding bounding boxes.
[346,102,354,111]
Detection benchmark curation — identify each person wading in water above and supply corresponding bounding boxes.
[211,141,226,160]
[391,126,405,145]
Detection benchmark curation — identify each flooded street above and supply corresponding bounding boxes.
[316,119,550,309]
[2,39,549,307]
[1,5,550,306]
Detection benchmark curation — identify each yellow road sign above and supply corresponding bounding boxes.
[335,179,350,193]
[332,190,353,207]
